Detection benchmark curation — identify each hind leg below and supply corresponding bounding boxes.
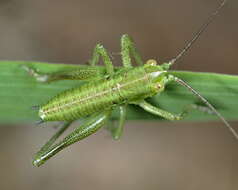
[21,65,105,83]
[33,111,111,167]
[22,43,115,83]
[34,121,73,158]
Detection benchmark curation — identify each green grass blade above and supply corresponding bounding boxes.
[0,61,237,124]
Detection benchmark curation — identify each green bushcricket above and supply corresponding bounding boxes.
[22,0,237,167]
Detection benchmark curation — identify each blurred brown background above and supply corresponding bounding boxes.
[0,0,237,190]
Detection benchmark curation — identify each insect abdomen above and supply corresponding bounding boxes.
[39,67,154,121]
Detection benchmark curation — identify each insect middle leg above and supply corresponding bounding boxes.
[106,105,127,140]
[33,111,111,167]
[105,34,144,138]
[89,43,114,76]
[104,34,144,139]
[121,34,143,67]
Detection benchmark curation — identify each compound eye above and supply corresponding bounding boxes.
[146,59,157,66]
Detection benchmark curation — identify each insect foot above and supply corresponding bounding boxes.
[21,65,49,82]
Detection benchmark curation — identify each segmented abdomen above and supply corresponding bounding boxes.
[39,67,154,121]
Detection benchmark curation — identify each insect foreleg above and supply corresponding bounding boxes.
[121,34,143,68]
[33,111,110,167]
[89,44,114,76]
[21,65,104,83]
[106,105,127,140]
[168,74,238,140]
[137,100,187,121]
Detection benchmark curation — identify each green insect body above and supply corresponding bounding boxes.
[22,0,238,167]
[39,64,165,122]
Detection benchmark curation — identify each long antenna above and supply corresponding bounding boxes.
[169,0,227,66]
[174,77,238,141]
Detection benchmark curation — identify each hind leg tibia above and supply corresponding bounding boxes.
[32,111,110,167]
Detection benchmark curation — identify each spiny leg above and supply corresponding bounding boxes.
[89,44,114,76]
[21,65,104,83]
[34,122,73,160]
[137,100,220,121]
[33,111,110,167]
[22,43,115,83]
[49,42,131,140]
[121,34,143,68]
[137,100,189,121]
[106,105,127,140]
